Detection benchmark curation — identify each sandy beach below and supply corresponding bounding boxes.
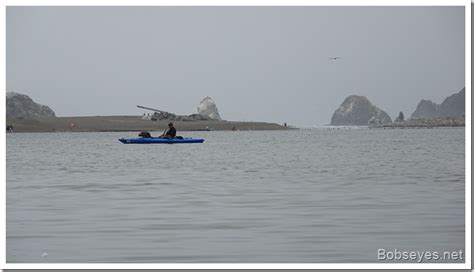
[6,116,289,133]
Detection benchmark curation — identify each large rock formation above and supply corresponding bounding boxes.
[411,100,439,119]
[197,96,222,120]
[7,91,56,119]
[439,87,465,117]
[411,88,465,119]
[330,95,392,126]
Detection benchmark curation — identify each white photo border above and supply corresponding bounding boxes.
[1,0,471,269]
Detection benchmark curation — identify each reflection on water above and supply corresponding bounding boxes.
[7,129,465,262]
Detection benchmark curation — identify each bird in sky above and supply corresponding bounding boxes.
[328,57,343,60]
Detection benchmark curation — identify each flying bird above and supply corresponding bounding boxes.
[328,57,343,60]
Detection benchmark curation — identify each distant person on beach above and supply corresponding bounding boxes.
[159,122,176,139]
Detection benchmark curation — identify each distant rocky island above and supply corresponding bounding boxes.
[330,95,392,126]
[6,92,56,119]
[393,87,465,128]
[330,88,465,127]
[411,88,465,119]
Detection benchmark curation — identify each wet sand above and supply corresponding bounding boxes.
[6,116,289,133]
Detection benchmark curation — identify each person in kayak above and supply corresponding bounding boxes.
[159,122,177,138]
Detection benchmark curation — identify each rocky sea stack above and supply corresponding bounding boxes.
[197,96,222,120]
[7,92,56,119]
[330,95,392,126]
[411,100,439,119]
[411,88,465,119]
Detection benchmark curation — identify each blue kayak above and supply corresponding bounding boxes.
[119,137,204,144]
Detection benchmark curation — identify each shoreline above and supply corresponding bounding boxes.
[6,116,465,133]
[6,116,290,133]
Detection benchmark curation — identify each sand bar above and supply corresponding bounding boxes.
[6,116,289,133]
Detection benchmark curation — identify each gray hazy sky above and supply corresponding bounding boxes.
[7,6,465,126]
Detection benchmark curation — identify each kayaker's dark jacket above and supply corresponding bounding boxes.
[165,127,176,137]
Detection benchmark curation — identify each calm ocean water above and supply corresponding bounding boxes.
[6,128,465,263]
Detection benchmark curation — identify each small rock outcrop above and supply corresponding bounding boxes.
[411,88,465,119]
[7,91,56,119]
[395,111,405,123]
[197,96,222,120]
[330,95,392,126]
